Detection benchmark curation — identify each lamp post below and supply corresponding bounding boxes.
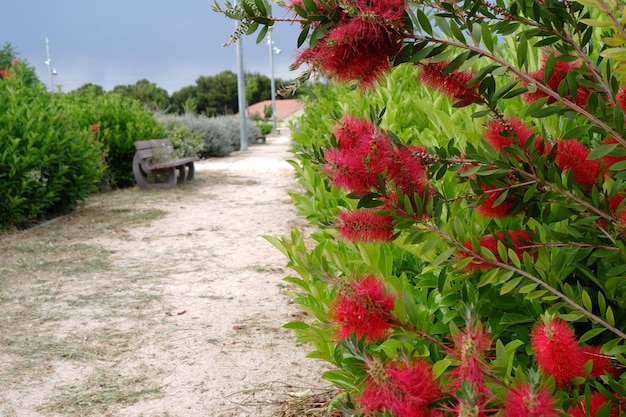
[44,36,58,92]
[267,28,281,136]
[233,3,248,151]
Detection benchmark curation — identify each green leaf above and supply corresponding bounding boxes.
[322,370,357,389]
[481,22,493,52]
[581,289,593,312]
[500,276,522,294]
[283,321,310,329]
[432,247,456,266]
[587,143,618,159]
[578,327,606,343]
[416,9,433,35]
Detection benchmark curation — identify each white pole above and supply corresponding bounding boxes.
[44,36,53,92]
[268,28,278,136]
[234,12,248,151]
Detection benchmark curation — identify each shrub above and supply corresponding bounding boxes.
[223,0,626,415]
[169,114,260,157]
[153,112,206,158]
[67,91,165,188]
[0,61,105,229]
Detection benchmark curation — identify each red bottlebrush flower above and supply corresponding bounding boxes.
[582,345,617,378]
[337,207,394,243]
[502,383,558,417]
[0,69,10,79]
[92,124,99,132]
[359,357,441,417]
[295,13,405,88]
[448,323,492,399]
[324,116,394,195]
[12,59,19,66]
[419,61,481,106]
[484,118,550,155]
[386,145,430,196]
[459,230,531,272]
[554,139,601,186]
[332,275,395,341]
[530,317,585,385]
[522,58,586,105]
[569,392,620,417]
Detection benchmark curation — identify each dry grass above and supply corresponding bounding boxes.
[0,184,190,415]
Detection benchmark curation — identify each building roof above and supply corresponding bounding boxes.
[243,99,305,122]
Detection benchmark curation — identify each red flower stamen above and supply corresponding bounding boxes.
[530,317,585,385]
[332,275,395,341]
[554,139,601,186]
[419,61,481,106]
[502,383,558,417]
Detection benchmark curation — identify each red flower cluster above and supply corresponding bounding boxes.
[502,382,557,417]
[324,116,431,197]
[484,117,550,155]
[337,207,394,243]
[419,61,481,106]
[447,323,492,412]
[324,116,394,195]
[522,57,591,107]
[294,0,406,87]
[359,357,441,417]
[0,68,12,79]
[331,275,395,341]
[459,230,531,272]
[554,139,601,186]
[531,317,585,385]
[568,392,621,417]
[92,124,100,132]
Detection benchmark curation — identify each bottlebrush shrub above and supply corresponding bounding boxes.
[223,0,626,414]
[0,61,105,229]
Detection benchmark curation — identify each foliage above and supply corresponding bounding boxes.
[168,113,261,157]
[0,41,40,87]
[0,61,105,229]
[113,79,171,111]
[153,112,207,158]
[220,0,626,415]
[66,90,165,188]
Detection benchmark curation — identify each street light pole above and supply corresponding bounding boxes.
[44,36,54,92]
[267,28,280,136]
[234,3,248,151]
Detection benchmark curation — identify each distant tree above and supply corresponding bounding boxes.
[112,79,170,111]
[195,70,239,115]
[72,83,105,96]
[170,85,198,114]
[0,41,40,87]
[245,72,272,104]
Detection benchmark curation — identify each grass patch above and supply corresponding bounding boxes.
[39,366,162,416]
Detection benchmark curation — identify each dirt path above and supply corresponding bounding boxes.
[0,134,331,417]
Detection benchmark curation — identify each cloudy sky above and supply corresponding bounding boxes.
[0,0,303,93]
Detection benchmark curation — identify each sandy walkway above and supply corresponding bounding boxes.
[0,133,331,417]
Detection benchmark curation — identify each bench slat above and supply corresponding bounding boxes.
[149,157,199,170]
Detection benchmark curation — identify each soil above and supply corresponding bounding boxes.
[0,133,333,417]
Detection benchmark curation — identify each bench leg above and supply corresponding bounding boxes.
[186,162,195,181]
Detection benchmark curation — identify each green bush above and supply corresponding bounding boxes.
[0,62,105,229]
[67,91,165,188]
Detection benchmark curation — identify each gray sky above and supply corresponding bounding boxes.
[0,0,302,93]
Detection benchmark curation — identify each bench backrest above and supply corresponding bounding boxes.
[134,139,174,163]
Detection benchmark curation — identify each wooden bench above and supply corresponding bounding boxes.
[132,139,199,189]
